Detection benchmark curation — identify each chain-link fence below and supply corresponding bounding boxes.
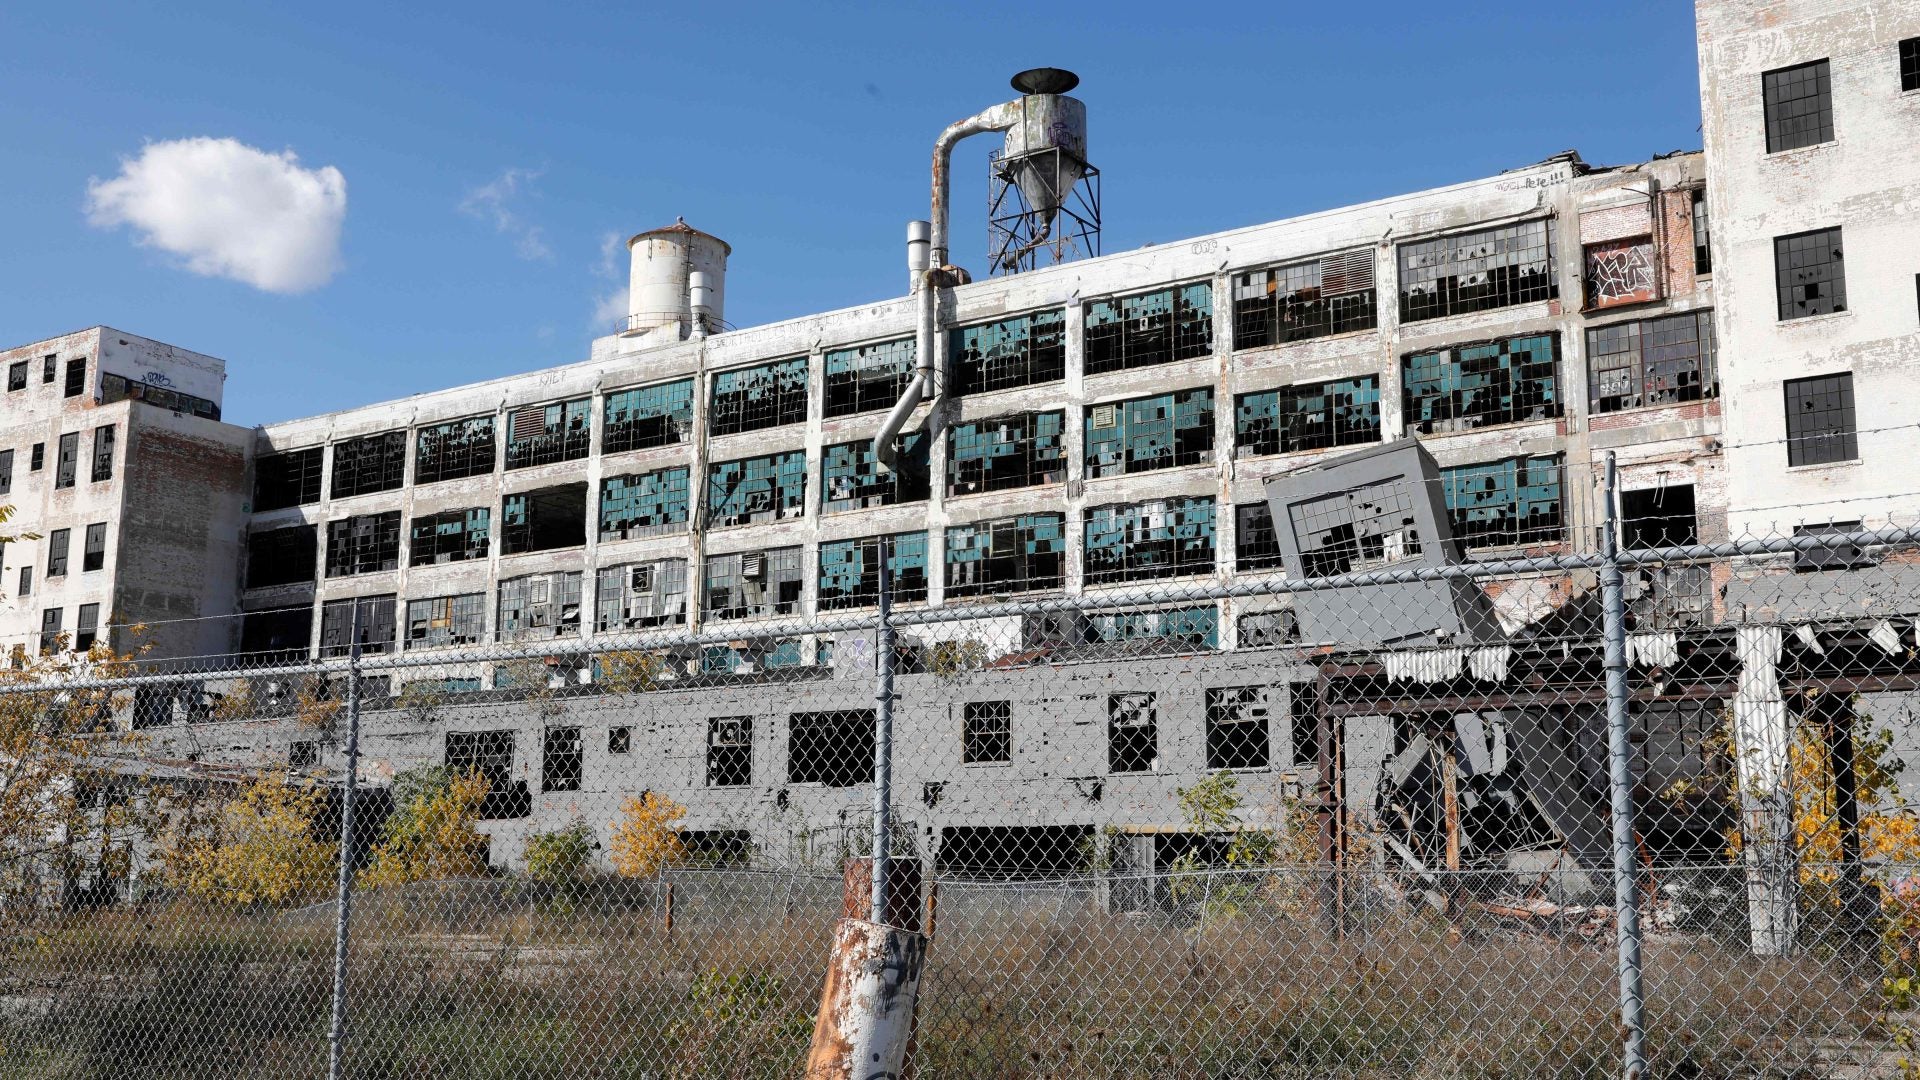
[6,453,1920,1077]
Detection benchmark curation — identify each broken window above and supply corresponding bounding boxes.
[824,337,915,418]
[496,571,583,642]
[709,357,807,436]
[0,449,11,496]
[1205,686,1271,770]
[1083,496,1216,585]
[505,397,590,469]
[289,741,318,771]
[39,608,61,654]
[1620,484,1698,550]
[318,594,396,656]
[63,358,86,398]
[1288,682,1319,766]
[1775,226,1846,319]
[6,362,24,392]
[945,513,1065,598]
[241,607,311,661]
[329,431,406,499]
[1233,249,1377,348]
[1441,454,1565,549]
[1235,502,1284,572]
[608,726,631,754]
[1903,37,1920,92]
[81,523,106,573]
[47,529,68,577]
[325,512,401,576]
[1084,281,1212,373]
[1763,58,1833,152]
[595,559,689,630]
[1588,311,1717,413]
[707,716,753,787]
[1238,610,1298,649]
[501,483,588,554]
[1402,332,1560,434]
[701,635,818,675]
[405,593,486,649]
[246,525,316,588]
[703,547,803,620]
[74,604,99,653]
[446,730,528,820]
[787,710,874,787]
[705,450,806,528]
[413,416,495,485]
[962,700,1011,765]
[1784,372,1857,467]
[679,830,754,867]
[949,308,1066,395]
[409,507,490,566]
[1085,388,1214,478]
[937,825,1091,880]
[604,378,694,453]
[818,532,929,610]
[1583,235,1658,310]
[1691,190,1712,275]
[41,355,54,384]
[1286,482,1426,577]
[99,373,218,418]
[1108,692,1158,774]
[1398,219,1557,323]
[54,432,77,488]
[1233,376,1380,459]
[822,433,928,513]
[90,426,114,483]
[542,726,583,792]
[599,466,690,540]
[947,410,1065,495]
[254,448,324,511]
[1793,520,1875,573]
[16,566,29,597]
[1085,605,1218,652]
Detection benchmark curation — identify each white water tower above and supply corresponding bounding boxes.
[625,218,730,339]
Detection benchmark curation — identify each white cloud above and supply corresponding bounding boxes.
[459,168,552,261]
[593,285,629,333]
[86,137,347,294]
[597,230,624,278]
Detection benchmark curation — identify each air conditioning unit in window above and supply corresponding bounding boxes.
[741,553,765,579]
[1091,404,1118,429]
[630,565,654,593]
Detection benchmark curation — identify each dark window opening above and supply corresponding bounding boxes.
[1620,485,1699,551]
[409,508,490,566]
[1084,282,1212,374]
[99,373,218,418]
[406,593,485,649]
[605,378,694,453]
[1440,455,1565,549]
[1904,38,1920,92]
[1763,58,1834,153]
[824,338,914,418]
[608,726,631,754]
[787,710,874,787]
[1235,502,1284,572]
[29,443,43,472]
[0,449,12,496]
[937,825,1091,881]
[599,466,690,540]
[39,607,62,654]
[446,730,530,820]
[1083,496,1216,585]
[1691,190,1712,275]
[709,357,807,436]
[17,565,30,597]
[706,451,806,528]
[91,426,114,483]
[1237,610,1297,649]
[1233,249,1377,348]
[326,512,401,577]
[1288,682,1319,767]
[963,700,1011,765]
[502,483,588,555]
[679,831,754,867]
[82,522,107,573]
[707,716,753,787]
[1085,387,1214,478]
[54,432,78,489]
[319,595,396,656]
[819,532,929,610]
[241,607,312,661]
[5,362,24,392]
[542,726,583,792]
[1233,376,1380,458]
[497,571,583,642]
[1403,332,1560,434]
[47,529,69,577]
[947,410,1065,495]
[950,309,1066,395]
[289,741,318,771]
[247,525,317,588]
[75,604,99,653]
[822,433,929,513]
[1587,311,1718,412]
[1775,226,1847,319]
[1108,692,1158,774]
[63,358,86,398]
[41,355,55,384]
[1784,372,1857,467]
[506,397,590,470]
[330,431,406,499]
[253,448,324,511]
[1205,686,1271,770]
[945,513,1065,598]
[596,559,689,630]
[1794,519,1876,573]
[1398,219,1557,323]
[413,416,495,485]
[703,548,803,620]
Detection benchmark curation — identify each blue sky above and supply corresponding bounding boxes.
[0,1,1704,426]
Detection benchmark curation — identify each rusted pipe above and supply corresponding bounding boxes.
[804,918,926,1079]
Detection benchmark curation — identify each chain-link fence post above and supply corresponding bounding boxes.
[871,549,896,924]
[326,605,364,1080]
[1600,452,1647,1078]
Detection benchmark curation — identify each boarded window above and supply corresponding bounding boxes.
[596,559,689,630]
[1582,236,1657,310]
[819,532,929,610]
[505,398,591,469]
[604,378,694,453]
[1083,496,1216,585]
[1233,249,1377,348]
[414,416,495,484]
[1084,281,1212,373]
[962,700,1011,765]
[824,338,915,418]
[707,716,753,787]
[703,547,803,620]
[1784,372,1857,467]
[709,357,807,436]
[330,431,406,499]
[1398,219,1557,323]
[318,594,396,656]
[1763,58,1834,153]
[47,528,69,577]
[1235,502,1284,572]
[945,513,1065,598]
[599,466,690,540]
[1402,332,1560,435]
[446,730,528,820]
[1108,692,1158,774]
[1587,310,1717,412]
[1775,226,1847,320]
[542,726,583,792]
[1205,686,1271,770]
[254,448,323,511]
[787,710,874,787]
[91,425,115,482]
[1440,455,1565,548]
[405,593,486,648]
[325,512,401,576]
[501,483,588,554]
[706,450,806,528]
[54,432,78,488]
[1085,387,1214,478]
[949,309,1066,395]
[409,508,490,566]
[496,571,583,641]
[82,523,106,572]
[1233,376,1381,458]
[822,433,928,513]
[947,410,1065,496]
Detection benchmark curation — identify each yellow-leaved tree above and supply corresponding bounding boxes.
[359,766,491,887]
[609,791,686,878]
[161,776,337,906]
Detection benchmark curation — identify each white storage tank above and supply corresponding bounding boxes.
[625,218,730,337]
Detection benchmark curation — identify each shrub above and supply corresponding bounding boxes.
[609,792,686,878]
[359,766,491,887]
[160,776,337,907]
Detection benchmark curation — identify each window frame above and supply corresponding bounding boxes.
[1232,250,1378,348]
[1083,387,1215,479]
[1397,218,1558,324]
[1774,226,1847,320]
[949,309,1067,395]
[413,415,496,485]
[1763,58,1835,153]
[708,357,808,437]
[1083,280,1213,374]
[1783,372,1858,468]
[962,700,1012,766]
[329,431,407,500]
